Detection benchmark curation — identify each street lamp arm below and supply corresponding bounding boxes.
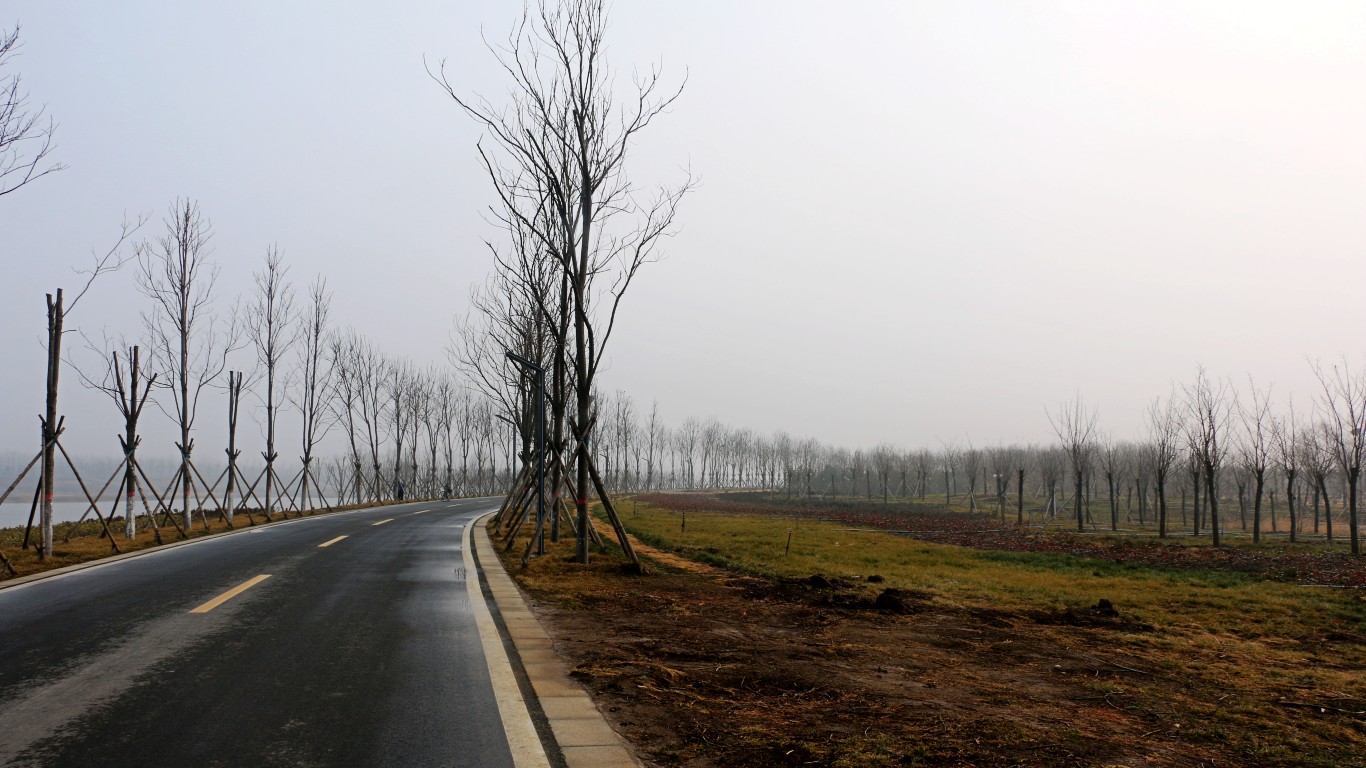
[504,350,543,373]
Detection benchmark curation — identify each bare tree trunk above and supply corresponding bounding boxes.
[40,290,63,560]
[1349,469,1360,556]
[1205,465,1221,547]
[1157,476,1168,538]
[225,371,243,525]
[1252,471,1264,543]
[1287,473,1298,543]
[1016,468,1025,525]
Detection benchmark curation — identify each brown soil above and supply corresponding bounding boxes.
[502,522,1357,768]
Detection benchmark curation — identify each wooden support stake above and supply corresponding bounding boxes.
[583,451,642,573]
[133,460,187,538]
[22,475,41,549]
[55,440,122,553]
[131,472,163,545]
[186,460,232,528]
[491,464,532,529]
[149,465,185,531]
[201,465,230,505]
[274,466,306,516]
[244,466,272,519]
[498,474,536,546]
[181,462,212,530]
[302,465,335,513]
[500,478,538,554]
[63,457,130,541]
[0,449,44,507]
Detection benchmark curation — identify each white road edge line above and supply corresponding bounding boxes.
[463,514,551,768]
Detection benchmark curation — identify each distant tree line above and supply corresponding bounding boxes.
[584,363,1364,557]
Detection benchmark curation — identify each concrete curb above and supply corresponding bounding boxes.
[473,520,643,768]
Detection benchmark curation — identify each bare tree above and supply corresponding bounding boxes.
[986,445,1017,521]
[873,444,897,503]
[248,246,297,519]
[1301,422,1336,539]
[1145,394,1183,538]
[1313,359,1365,556]
[1271,398,1300,542]
[434,0,692,563]
[1097,433,1124,531]
[913,448,932,500]
[138,199,235,531]
[643,400,663,491]
[675,418,700,488]
[1037,447,1065,519]
[329,330,369,503]
[356,342,390,500]
[76,342,156,540]
[435,374,458,498]
[961,444,983,511]
[0,24,64,197]
[19,222,145,564]
[1185,368,1233,546]
[388,362,414,499]
[700,419,724,490]
[940,441,960,504]
[1237,377,1273,543]
[293,276,333,511]
[1049,396,1098,532]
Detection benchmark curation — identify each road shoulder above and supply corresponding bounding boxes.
[469,517,642,768]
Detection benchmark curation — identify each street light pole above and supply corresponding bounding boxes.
[505,351,545,557]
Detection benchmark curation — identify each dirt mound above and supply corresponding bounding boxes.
[1029,599,1154,632]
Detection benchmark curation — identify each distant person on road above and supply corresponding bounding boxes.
[394,479,405,501]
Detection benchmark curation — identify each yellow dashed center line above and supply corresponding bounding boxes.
[411,510,426,515]
[318,535,348,548]
[189,575,271,614]
[372,518,394,526]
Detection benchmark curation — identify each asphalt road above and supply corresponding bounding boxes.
[0,498,518,768]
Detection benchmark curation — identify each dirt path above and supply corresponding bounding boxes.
[589,515,721,576]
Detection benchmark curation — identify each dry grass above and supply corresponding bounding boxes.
[493,498,1366,767]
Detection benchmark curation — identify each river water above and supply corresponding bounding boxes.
[0,500,108,529]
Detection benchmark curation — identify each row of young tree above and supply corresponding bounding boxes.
[8,197,542,563]
[576,364,1364,557]
[5,2,702,570]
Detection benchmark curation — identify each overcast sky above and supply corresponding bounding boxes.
[2,1,1365,460]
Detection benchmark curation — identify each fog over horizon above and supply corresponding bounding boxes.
[2,1,1365,463]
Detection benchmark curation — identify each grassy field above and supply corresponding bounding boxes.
[641,491,1365,586]
[625,500,1360,644]
[496,494,1365,767]
[624,500,1364,763]
[713,489,1361,546]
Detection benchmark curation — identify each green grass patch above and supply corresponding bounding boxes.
[612,502,1365,697]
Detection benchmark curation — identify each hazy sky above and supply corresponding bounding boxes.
[2,1,1365,460]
